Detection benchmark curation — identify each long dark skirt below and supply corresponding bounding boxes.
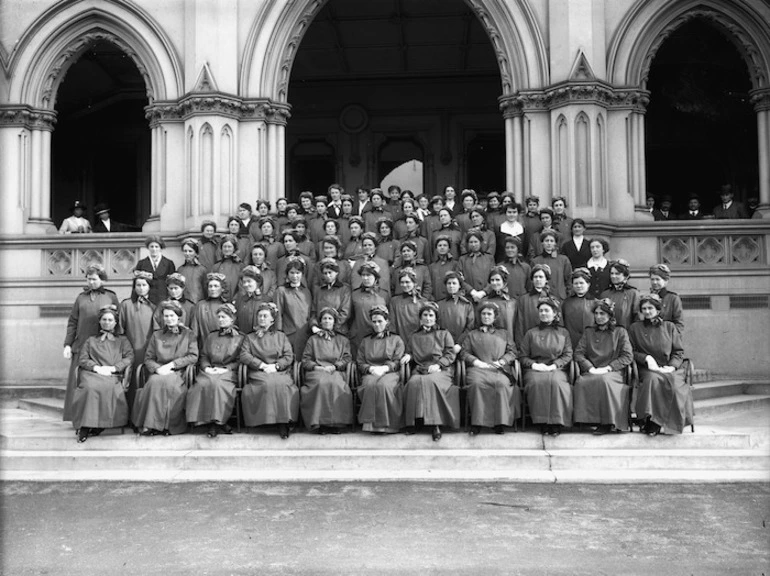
[300,370,354,430]
[71,371,129,430]
[186,370,237,426]
[132,372,188,434]
[523,370,572,426]
[358,373,404,433]
[635,368,693,434]
[573,372,630,431]
[404,371,460,428]
[63,356,79,422]
[242,370,298,427]
[466,367,521,428]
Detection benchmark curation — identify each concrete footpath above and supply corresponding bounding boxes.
[1,482,768,575]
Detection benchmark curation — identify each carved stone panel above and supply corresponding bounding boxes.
[78,250,106,276]
[660,237,691,266]
[111,249,139,276]
[731,236,761,265]
[696,236,726,265]
[46,249,73,276]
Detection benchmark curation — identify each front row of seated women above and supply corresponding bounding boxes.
[72,290,691,443]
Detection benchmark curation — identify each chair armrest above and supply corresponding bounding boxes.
[238,364,247,389]
[184,365,197,388]
[293,362,302,387]
[400,362,411,383]
[346,362,356,389]
[135,364,147,390]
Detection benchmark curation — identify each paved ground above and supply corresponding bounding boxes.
[1,482,768,575]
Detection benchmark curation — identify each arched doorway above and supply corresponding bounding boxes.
[645,19,758,215]
[52,40,150,229]
[286,0,503,197]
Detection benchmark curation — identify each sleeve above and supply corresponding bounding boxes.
[421,267,433,301]
[64,295,81,347]
[670,295,684,335]
[628,326,649,364]
[239,336,262,370]
[334,338,352,371]
[609,328,634,371]
[301,337,319,371]
[199,335,213,369]
[574,332,593,373]
[115,337,135,373]
[275,333,295,371]
[274,289,285,332]
[518,331,535,369]
[77,338,97,371]
[171,331,199,369]
[144,333,162,373]
[337,287,352,330]
[551,329,573,370]
[356,338,373,375]
[437,331,456,368]
[500,332,517,365]
[459,332,479,366]
[667,324,684,369]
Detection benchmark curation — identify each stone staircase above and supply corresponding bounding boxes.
[1,376,768,483]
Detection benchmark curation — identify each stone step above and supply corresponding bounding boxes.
[0,386,65,401]
[15,398,67,419]
[695,394,770,417]
[690,369,713,384]
[693,381,770,401]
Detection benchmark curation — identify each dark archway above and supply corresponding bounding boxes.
[286,0,503,196]
[52,40,150,230]
[645,19,757,216]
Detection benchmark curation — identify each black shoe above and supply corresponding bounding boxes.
[646,422,661,437]
[469,426,481,436]
[494,425,505,435]
[162,430,171,436]
[207,425,218,438]
[404,426,416,435]
[139,428,154,436]
[277,424,289,439]
[432,426,442,441]
[593,424,611,436]
[540,424,548,435]
[89,428,104,437]
[220,424,233,435]
[77,428,89,443]
[549,425,562,437]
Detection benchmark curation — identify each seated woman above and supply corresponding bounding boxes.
[600,259,641,331]
[648,263,684,335]
[629,294,691,436]
[519,297,573,436]
[133,300,199,436]
[186,303,244,437]
[72,305,134,442]
[461,301,520,436]
[239,302,297,438]
[402,302,459,441]
[356,305,406,434]
[573,298,634,434]
[300,308,354,434]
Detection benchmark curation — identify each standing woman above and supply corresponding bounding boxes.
[239,302,297,438]
[389,268,429,339]
[437,271,476,350]
[402,302,459,441]
[515,264,554,344]
[300,308,354,434]
[629,294,690,436]
[573,298,634,434]
[435,208,462,261]
[343,216,366,261]
[135,235,176,305]
[551,196,573,239]
[274,257,312,357]
[458,231,495,292]
[256,217,282,269]
[374,217,400,266]
[193,273,230,346]
[482,266,518,342]
[198,221,220,272]
[62,264,120,422]
[246,243,277,300]
[350,262,390,355]
[586,238,611,298]
[461,301,520,435]
[397,213,428,264]
[428,235,460,302]
[233,266,268,334]
[133,300,199,436]
[648,264,684,335]
[177,238,207,303]
[519,297,573,436]
[356,305,406,434]
[225,216,252,263]
[462,208,496,257]
[186,303,243,437]
[600,259,641,331]
[212,234,244,301]
[119,270,158,411]
[561,268,596,350]
[72,305,134,442]
[162,273,195,326]
[496,202,529,263]
[560,219,591,270]
[531,230,572,300]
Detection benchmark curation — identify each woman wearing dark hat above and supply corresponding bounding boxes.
[275,198,290,231]
[485,191,505,231]
[59,200,92,234]
[434,208,462,261]
[531,230,572,300]
[498,236,532,299]
[343,215,366,260]
[309,258,352,335]
[186,303,244,437]
[389,267,429,338]
[483,266,518,341]
[62,264,120,422]
[350,232,391,296]
[92,202,128,233]
[135,235,176,305]
[239,302,297,438]
[461,300,520,435]
[233,266,268,333]
[300,307,354,433]
[428,235,460,301]
[225,216,253,263]
[629,294,691,435]
[178,238,207,303]
[198,221,220,272]
[309,236,351,290]
[459,230,495,292]
[193,273,230,346]
[648,264,684,335]
[530,208,559,257]
[573,298,634,434]
[462,208,496,257]
[274,256,312,357]
[290,217,318,264]
[520,297,573,436]
[561,268,596,350]
[391,240,432,299]
[560,218,591,270]
[350,261,390,355]
[586,238,611,298]
[551,197,573,239]
[314,218,342,262]
[119,270,159,410]
[212,233,245,300]
[308,195,330,244]
[395,212,428,263]
[275,230,306,286]
[515,263,555,344]
[248,242,278,300]
[374,217,399,265]
[402,301,460,441]
[600,259,641,331]
[356,305,406,434]
[72,305,134,442]
[254,217,281,268]
[437,270,476,349]
[162,273,195,325]
[133,299,198,436]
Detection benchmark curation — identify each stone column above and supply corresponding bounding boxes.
[499,94,531,203]
[265,105,291,207]
[751,88,770,216]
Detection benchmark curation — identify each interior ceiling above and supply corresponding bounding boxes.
[291,0,499,82]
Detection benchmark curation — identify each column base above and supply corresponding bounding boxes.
[142,216,162,233]
[633,207,655,221]
[752,204,769,219]
[25,219,57,234]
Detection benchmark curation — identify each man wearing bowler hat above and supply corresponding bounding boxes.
[92,202,130,233]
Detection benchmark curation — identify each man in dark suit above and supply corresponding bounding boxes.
[712,185,749,219]
[680,194,705,220]
[92,203,132,232]
[353,185,371,216]
[652,195,674,221]
[327,183,344,219]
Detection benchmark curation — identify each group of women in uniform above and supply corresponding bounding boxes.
[64,189,692,443]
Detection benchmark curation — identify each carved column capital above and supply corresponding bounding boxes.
[0,106,57,131]
[750,88,770,113]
